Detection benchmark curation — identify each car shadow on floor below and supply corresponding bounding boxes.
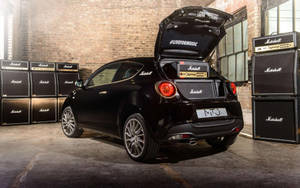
[81,130,225,163]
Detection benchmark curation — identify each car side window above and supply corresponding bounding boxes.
[87,63,121,88]
[113,62,143,82]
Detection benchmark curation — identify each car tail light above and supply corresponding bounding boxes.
[230,82,237,95]
[156,81,177,98]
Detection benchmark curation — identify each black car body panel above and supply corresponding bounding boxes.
[62,7,243,148]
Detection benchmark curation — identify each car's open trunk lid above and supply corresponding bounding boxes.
[155,6,232,61]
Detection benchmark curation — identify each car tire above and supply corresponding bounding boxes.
[205,134,238,149]
[61,106,83,138]
[123,113,160,162]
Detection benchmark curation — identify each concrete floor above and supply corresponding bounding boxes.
[0,124,300,188]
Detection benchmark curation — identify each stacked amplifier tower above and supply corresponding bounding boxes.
[30,62,57,123]
[252,32,300,143]
[0,60,79,125]
[56,63,79,120]
[1,60,30,125]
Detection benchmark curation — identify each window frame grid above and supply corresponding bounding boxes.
[263,0,298,36]
[217,9,248,84]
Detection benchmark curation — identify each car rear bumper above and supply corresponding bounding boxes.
[164,118,243,142]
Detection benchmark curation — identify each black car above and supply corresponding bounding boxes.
[61,6,244,161]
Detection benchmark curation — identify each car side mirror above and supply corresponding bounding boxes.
[75,79,84,88]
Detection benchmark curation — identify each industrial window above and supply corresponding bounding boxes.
[0,2,14,60]
[264,0,300,35]
[217,8,248,82]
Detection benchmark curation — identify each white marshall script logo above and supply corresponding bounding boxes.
[264,67,282,73]
[39,108,50,112]
[64,65,73,69]
[169,40,198,47]
[39,80,49,84]
[10,110,22,114]
[64,81,74,84]
[10,63,21,66]
[265,116,283,122]
[187,66,201,71]
[38,63,48,67]
[264,38,282,45]
[11,80,22,84]
[190,89,203,94]
[139,71,152,76]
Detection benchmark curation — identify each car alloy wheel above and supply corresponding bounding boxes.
[124,118,145,158]
[62,107,76,136]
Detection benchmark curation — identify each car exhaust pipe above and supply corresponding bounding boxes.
[189,139,198,146]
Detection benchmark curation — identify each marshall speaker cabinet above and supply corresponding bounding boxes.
[1,71,30,97]
[31,98,57,123]
[253,97,300,143]
[252,49,300,96]
[30,62,57,97]
[56,63,79,96]
[57,73,79,96]
[1,98,30,125]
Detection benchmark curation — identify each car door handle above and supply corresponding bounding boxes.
[98,91,107,95]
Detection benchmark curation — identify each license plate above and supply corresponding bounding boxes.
[196,108,227,119]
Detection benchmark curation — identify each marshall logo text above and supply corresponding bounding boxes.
[64,65,73,69]
[10,62,21,66]
[39,108,50,112]
[11,80,22,84]
[139,71,152,76]
[10,110,22,114]
[265,116,283,122]
[190,89,203,94]
[64,81,74,84]
[38,63,49,67]
[264,67,282,73]
[264,38,282,45]
[187,66,201,71]
[39,80,50,84]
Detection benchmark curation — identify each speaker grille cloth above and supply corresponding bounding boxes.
[254,51,295,94]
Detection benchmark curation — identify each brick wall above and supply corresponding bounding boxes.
[14,0,212,80]
[13,0,258,120]
[208,0,262,121]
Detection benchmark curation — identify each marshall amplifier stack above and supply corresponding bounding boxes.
[56,63,79,120]
[0,60,79,126]
[1,60,30,125]
[30,62,57,123]
[252,32,300,143]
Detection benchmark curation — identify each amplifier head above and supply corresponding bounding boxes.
[1,60,29,71]
[253,32,300,53]
[30,62,55,71]
[56,63,79,72]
